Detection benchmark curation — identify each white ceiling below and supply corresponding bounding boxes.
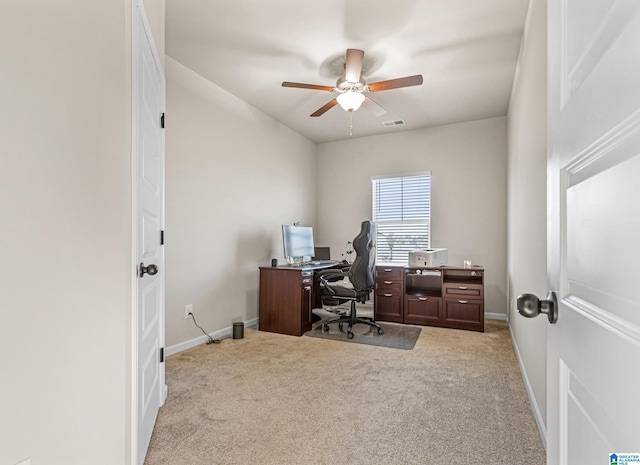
[166,0,530,144]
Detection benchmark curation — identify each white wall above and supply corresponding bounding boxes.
[164,57,317,349]
[507,0,548,440]
[0,0,166,463]
[316,117,508,316]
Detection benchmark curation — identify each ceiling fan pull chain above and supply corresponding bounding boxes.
[349,110,353,137]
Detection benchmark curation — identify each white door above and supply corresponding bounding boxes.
[547,1,640,463]
[134,1,165,464]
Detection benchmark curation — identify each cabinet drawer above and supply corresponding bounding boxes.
[443,283,483,298]
[443,269,483,280]
[375,280,402,293]
[376,267,404,281]
[374,292,403,323]
[300,271,314,286]
[404,296,441,325]
[443,299,484,331]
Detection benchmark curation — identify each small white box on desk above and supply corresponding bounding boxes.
[408,248,448,267]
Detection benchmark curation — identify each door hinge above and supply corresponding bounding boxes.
[159,347,164,363]
[160,230,165,245]
[160,113,165,129]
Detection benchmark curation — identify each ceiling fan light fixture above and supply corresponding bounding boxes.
[336,91,365,112]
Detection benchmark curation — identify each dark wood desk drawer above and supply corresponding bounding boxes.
[375,280,402,293]
[300,271,313,286]
[375,266,404,281]
[443,298,484,331]
[443,283,483,298]
[405,295,442,325]
[374,291,403,323]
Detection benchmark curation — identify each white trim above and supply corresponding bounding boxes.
[371,170,431,181]
[508,320,548,450]
[165,318,260,357]
[130,3,140,463]
[484,312,507,321]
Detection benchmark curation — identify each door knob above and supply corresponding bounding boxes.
[517,291,558,324]
[139,262,159,277]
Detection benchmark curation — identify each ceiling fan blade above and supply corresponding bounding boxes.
[362,96,387,117]
[310,99,339,117]
[368,74,423,92]
[282,82,335,92]
[344,49,364,83]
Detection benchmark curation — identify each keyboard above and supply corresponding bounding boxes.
[289,260,338,268]
[309,260,338,266]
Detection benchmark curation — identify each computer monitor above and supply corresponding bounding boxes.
[313,247,331,260]
[282,225,315,263]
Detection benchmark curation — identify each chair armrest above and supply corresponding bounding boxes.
[316,268,347,280]
[318,270,349,294]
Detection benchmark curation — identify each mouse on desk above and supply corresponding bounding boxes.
[341,260,349,264]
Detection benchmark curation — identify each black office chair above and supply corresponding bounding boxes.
[318,221,384,339]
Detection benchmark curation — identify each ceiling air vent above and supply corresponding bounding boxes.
[383,119,406,127]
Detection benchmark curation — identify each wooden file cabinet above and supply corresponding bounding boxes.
[442,269,484,332]
[374,265,484,332]
[374,266,404,323]
[259,267,313,336]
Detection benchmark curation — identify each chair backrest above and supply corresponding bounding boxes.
[349,221,376,291]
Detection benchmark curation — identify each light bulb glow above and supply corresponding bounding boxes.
[336,91,365,111]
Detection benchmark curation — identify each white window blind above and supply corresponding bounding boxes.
[372,172,431,264]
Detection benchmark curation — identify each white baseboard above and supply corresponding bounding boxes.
[507,320,547,450]
[485,312,507,321]
[165,317,259,357]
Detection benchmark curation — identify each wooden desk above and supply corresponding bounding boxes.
[375,265,485,332]
[258,262,343,336]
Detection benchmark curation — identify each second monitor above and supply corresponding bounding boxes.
[313,246,331,260]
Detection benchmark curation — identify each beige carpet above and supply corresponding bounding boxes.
[145,321,546,465]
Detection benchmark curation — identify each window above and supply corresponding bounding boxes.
[371,171,431,264]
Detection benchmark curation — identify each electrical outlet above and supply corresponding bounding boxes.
[185,304,193,319]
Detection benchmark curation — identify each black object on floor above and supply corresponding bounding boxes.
[232,322,244,339]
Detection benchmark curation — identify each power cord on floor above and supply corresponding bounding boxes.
[189,312,222,344]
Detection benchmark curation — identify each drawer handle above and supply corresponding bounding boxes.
[384,269,393,272]
[458,286,468,290]
[384,281,393,285]
[418,297,428,301]
[458,300,468,304]
[383,293,393,297]
[303,286,311,291]
[302,279,311,284]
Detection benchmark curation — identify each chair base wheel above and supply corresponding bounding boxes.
[320,298,385,340]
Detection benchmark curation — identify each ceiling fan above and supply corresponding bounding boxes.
[282,48,423,118]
